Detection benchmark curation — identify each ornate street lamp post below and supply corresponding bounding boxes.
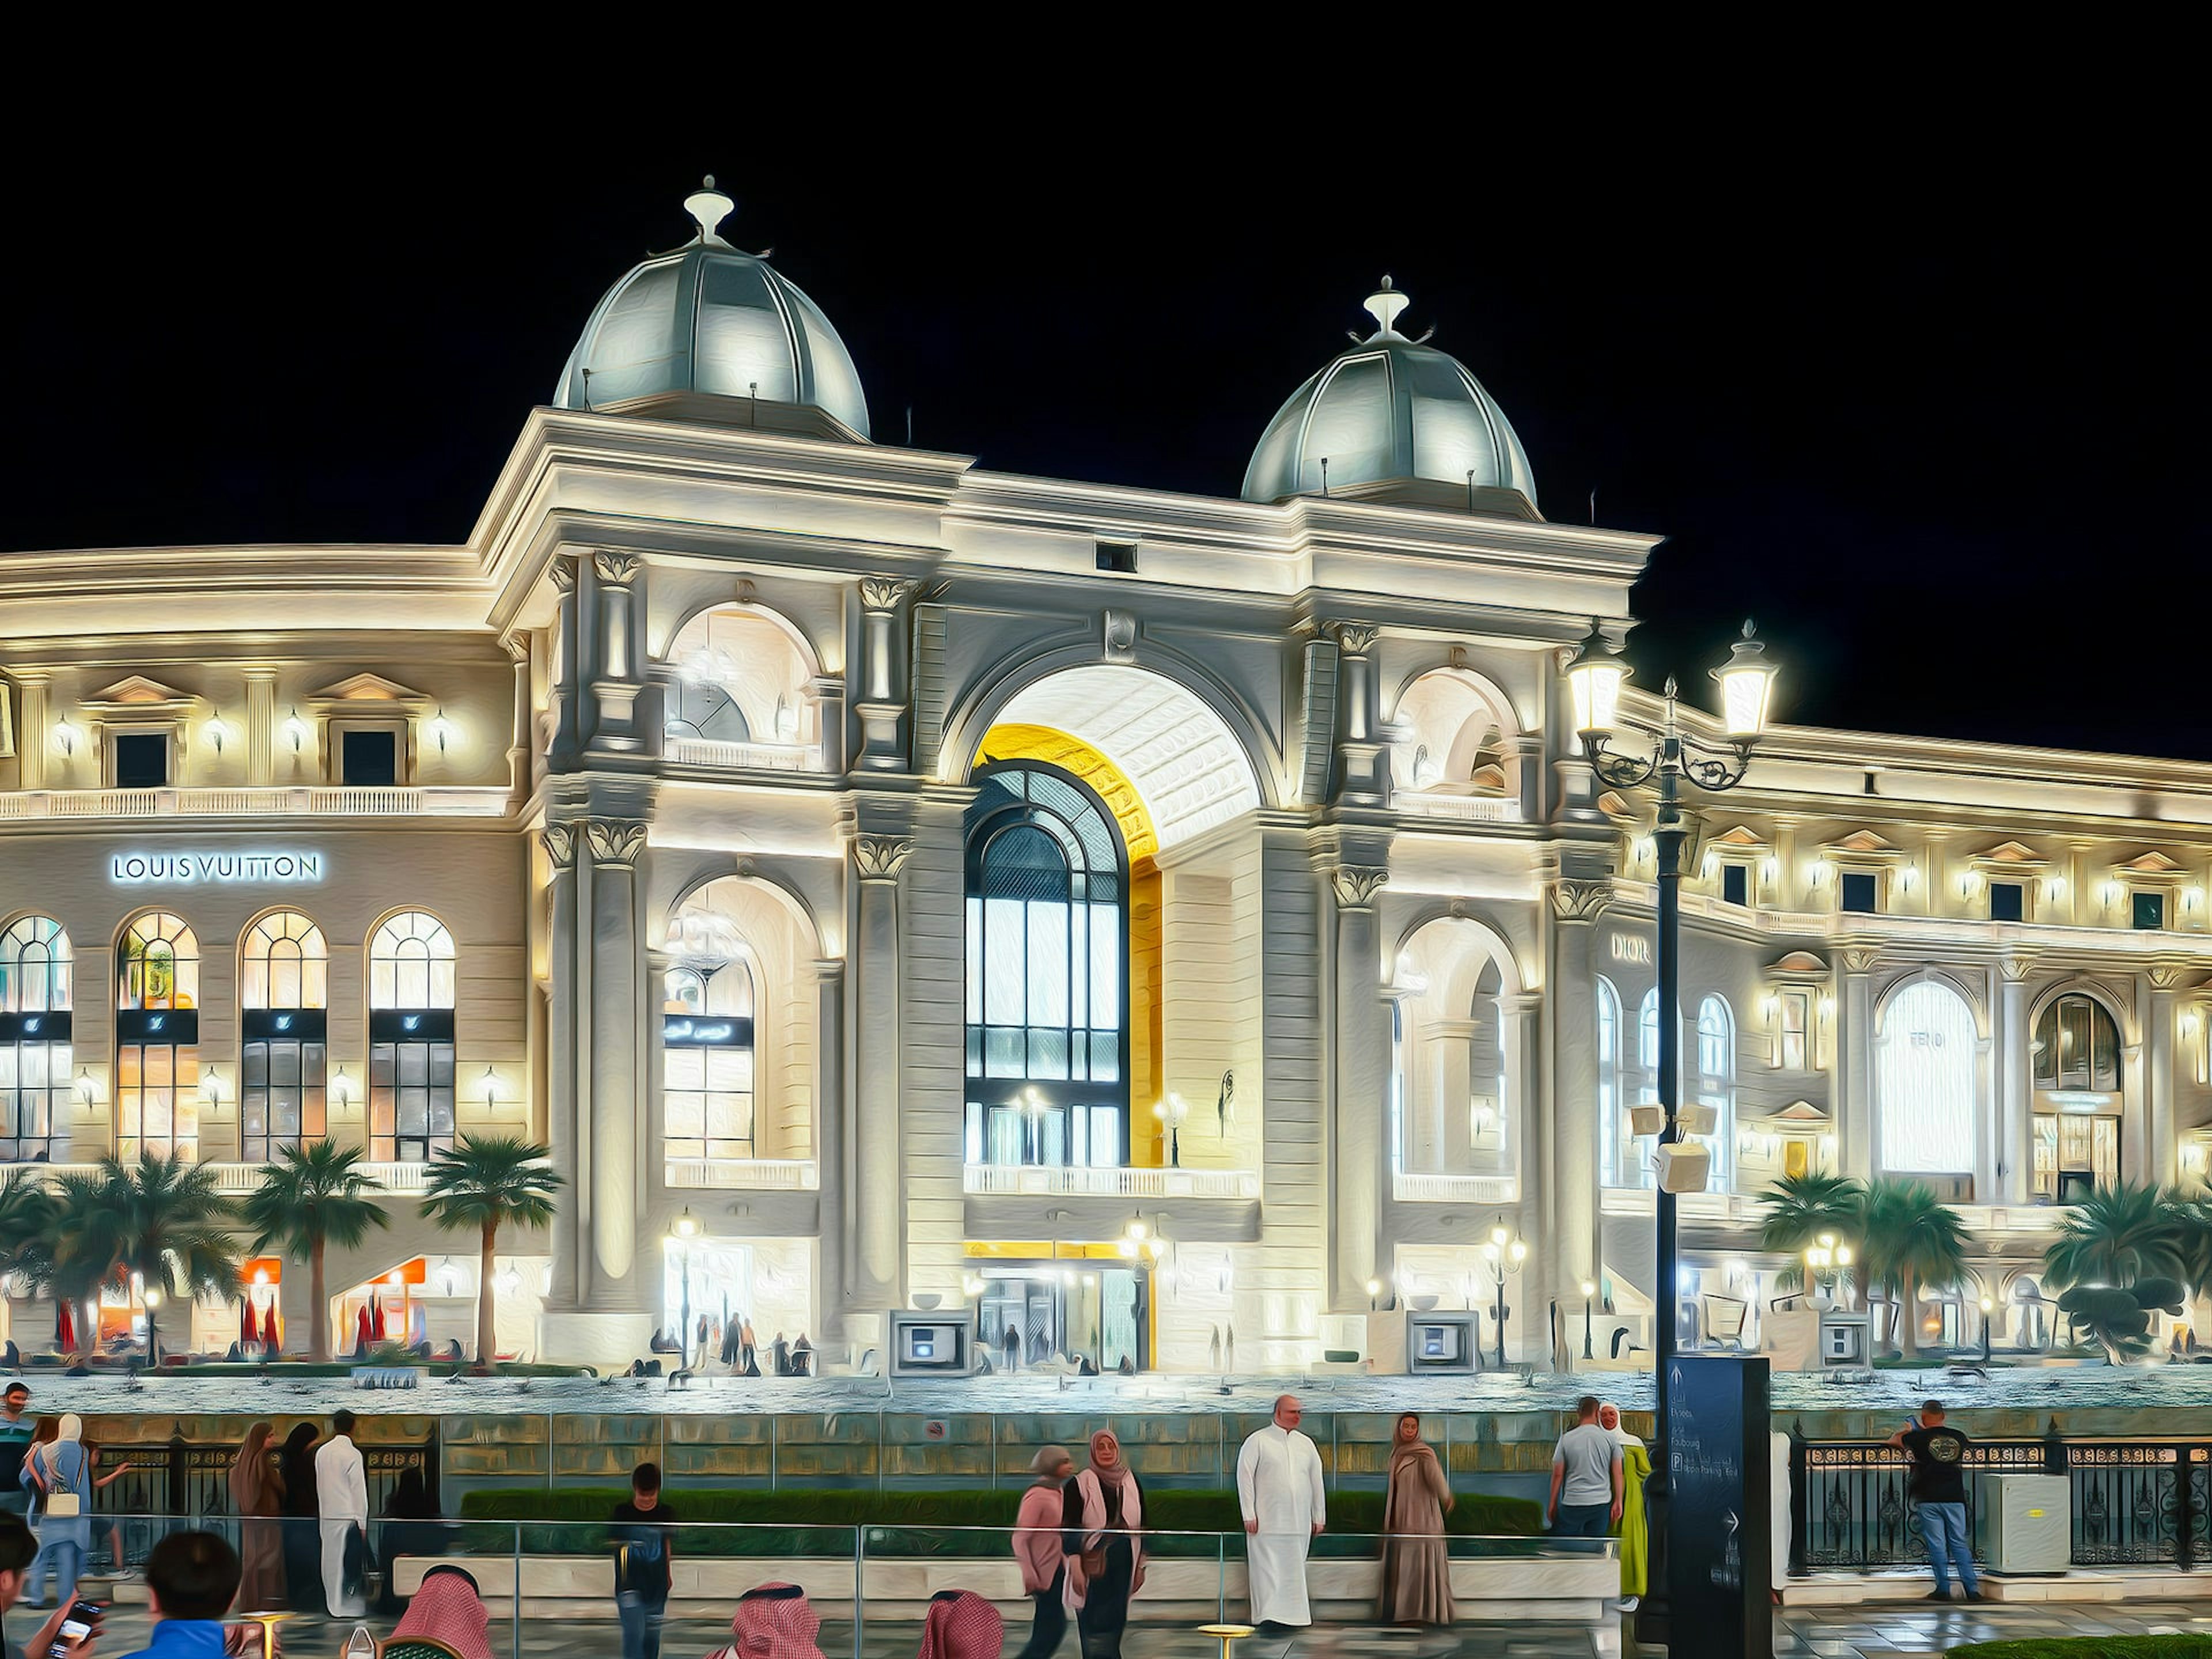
[1565,617,1779,1642]
[1581,1279,1598,1361]
[666,1207,702,1370]
[1482,1220,1528,1369]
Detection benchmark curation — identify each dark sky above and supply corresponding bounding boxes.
[4,74,2200,760]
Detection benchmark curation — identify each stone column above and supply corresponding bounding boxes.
[1328,623,1389,805]
[1506,735,1545,822]
[547,556,580,770]
[506,637,533,800]
[851,834,911,1314]
[1329,862,1389,1309]
[813,958,849,1339]
[244,668,276,786]
[808,676,848,775]
[855,578,917,772]
[1997,957,2033,1205]
[1547,880,1608,1339]
[585,818,647,1295]
[1839,949,1878,1179]
[16,674,48,790]
[541,824,585,1307]
[2151,965,2184,1189]
[586,551,646,755]
[1498,990,1545,1365]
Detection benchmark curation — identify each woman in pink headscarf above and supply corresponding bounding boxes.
[918,1589,1005,1659]
[389,1564,495,1659]
[711,1582,828,1659]
[1060,1430,1143,1659]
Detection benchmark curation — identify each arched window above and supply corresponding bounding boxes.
[368,911,456,1162]
[1638,987,1661,1073]
[1,916,73,1161]
[2031,991,2120,1200]
[115,911,200,1160]
[660,909,757,1165]
[240,911,328,1162]
[963,764,1127,1167]
[1878,980,1978,1178]
[1597,976,1644,1190]
[662,606,815,757]
[1695,995,1736,1191]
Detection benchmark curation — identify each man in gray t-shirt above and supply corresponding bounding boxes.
[1548,1395,1624,1539]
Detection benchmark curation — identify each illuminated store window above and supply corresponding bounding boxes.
[0,915,73,1162]
[1877,980,1976,1188]
[2031,992,2122,1201]
[963,763,1128,1168]
[1597,975,1645,1189]
[115,911,199,1160]
[368,911,456,1162]
[661,954,756,1162]
[240,910,328,1161]
[1695,994,1736,1191]
[1778,988,1812,1071]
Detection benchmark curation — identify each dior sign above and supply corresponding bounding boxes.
[110,851,325,885]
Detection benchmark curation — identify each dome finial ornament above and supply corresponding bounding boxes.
[683,176,736,247]
[1363,275,1411,340]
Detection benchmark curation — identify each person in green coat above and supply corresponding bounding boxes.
[1599,1403,1650,1610]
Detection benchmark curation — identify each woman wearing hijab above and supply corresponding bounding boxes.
[1014,1447,1074,1659]
[1598,1403,1650,1611]
[389,1563,496,1659]
[229,1422,287,1612]
[1376,1412,1454,1626]
[1060,1430,1142,1659]
[709,1581,826,1659]
[278,1422,324,1612]
[20,1414,91,1610]
[379,1466,450,1612]
[918,1589,1005,1659]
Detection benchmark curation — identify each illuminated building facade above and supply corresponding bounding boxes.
[4,183,2210,1366]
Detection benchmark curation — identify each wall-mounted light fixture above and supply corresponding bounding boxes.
[282,709,310,753]
[331,1066,353,1107]
[75,1066,97,1107]
[51,718,80,757]
[479,1065,501,1108]
[427,708,459,753]
[203,717,235,755]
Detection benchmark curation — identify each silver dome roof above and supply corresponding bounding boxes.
[554,180,870,440]
[1242,279,1537,516]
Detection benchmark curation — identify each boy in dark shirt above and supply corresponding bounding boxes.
[1888,1399,1980,1602]
[612,1462,677,1659]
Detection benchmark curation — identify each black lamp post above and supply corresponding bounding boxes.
[1581,1278,1597,1361]
[666,1207,702,1370]
[1483,1220,1527,1369]
[1565,618,1779,1644]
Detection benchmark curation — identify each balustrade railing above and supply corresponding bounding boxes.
[1790,1430,2212,1573]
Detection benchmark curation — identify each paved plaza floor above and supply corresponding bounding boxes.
[30,1600,2212,1657]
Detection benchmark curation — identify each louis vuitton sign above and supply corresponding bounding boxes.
[110,851,325,885]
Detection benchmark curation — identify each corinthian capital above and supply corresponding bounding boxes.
[1328,620,1381,657]
[584,819,648,868]
[592,550,641,587]
[1839,946,1881,975]
[852,835,914,881]
[858,576,919,613]
[1549,879,1613,922]
[540,824,577,870]
[1331,865,1389,910]
[550,555,578,594]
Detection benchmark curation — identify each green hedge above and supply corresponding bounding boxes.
[1951,1640,2212,1657]
[454,1487,1543,1558]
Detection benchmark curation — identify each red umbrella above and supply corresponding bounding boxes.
[57,1298,75,1354]
[242,1300,260,1347]
[370,1296,387,1343]
[355,1305,372,1355]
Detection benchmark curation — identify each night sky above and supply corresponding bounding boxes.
[5,88,2199,760]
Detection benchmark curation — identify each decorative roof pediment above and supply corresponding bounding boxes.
[1772,1100,1831,1123]
[1711,824,1769,850]
[1828,828,1897,855]
[1770,950,1828,977]
[308,672,431,710]
[2119,850,2186,876]
[1972,839,2046,868]
[85,674,195,709]
[1594,790,1634,820]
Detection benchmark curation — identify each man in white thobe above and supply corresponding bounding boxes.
[1238,1393,1326,1630]
[315,1408,369,1618]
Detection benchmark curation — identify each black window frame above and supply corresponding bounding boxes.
[1989,881,2025,923]
[341,729,400,788]
[112,731,169,789]
[1839,871,1880,914]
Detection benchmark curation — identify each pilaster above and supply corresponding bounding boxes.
[850,829,914,1322]
[855,577,918,772]
[584,816,649,1299]
[1328,622,1389,805]
[1547,878,1609,1344]
[585,551,646,756]
[541,823,584,1306]
[813,957,849,1340]
[244,667,276,786]
[1327,857,1389,1309]
[2150,963,2187,1189]
[1839,947,1879,1179]
[1997,956,2034,1205]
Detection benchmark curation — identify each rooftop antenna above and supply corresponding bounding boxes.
[1589,489,1597,525]
[1467,469,1478,513]
[748,381,758,428]
[906,406,914,447]
[1320,457,1331,497]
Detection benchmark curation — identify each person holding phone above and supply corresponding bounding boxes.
[0,1516,97,1658]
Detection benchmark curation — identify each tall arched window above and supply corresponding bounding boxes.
[661,909,757,1164]
[115,911,199,1160]
[963,764,1127,1168]
[240,911,328,1162]
[1638,988,1661,1074]
[1695,995,1736,1192]
[0,916,72,1161]
[368,911,456,1162]
[1878,980,1978,1178]
[2031,991,2120,1200]
[1597,977,1643,1189]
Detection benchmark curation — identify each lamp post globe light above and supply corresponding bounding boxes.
[1563,616,1779,1644]
[1482,1218,1528,1369]
[667,1206,702,1369]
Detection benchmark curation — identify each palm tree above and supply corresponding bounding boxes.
[1758,1172,1868,1292]
[38,1154,241,1361]
[2169,1196,2212,1305]
[0,1169,56,1289]
[238,1142,391,1361]
[1858,1177,1971,1359]
[419,1135,563,1365]
[2043,1181,2187,1292]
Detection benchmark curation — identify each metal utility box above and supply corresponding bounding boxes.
[1818,1310,1870,1367]
[887,1309,974,1378]
[1975,1474,2070,1575]
[1405,1309,1480,1374]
